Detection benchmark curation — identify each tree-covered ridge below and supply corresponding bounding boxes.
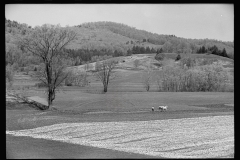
[5,18,234,70]
[5,18,33,36]
[76,21,176,45]
[77,21,233,48]
[74,21,234,58]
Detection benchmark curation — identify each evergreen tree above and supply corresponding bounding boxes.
[127,49,132,56]
[202,46,206,53]
[221,48,227,57]
[140,46,146,54]
[114,50,119,57]
[159,48,163,53]
[146,46,151,53]
[150,47,156,53]
[135,46,141,54]
[197,46,202,54]
[132,46,136,54]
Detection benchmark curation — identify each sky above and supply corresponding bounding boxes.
[5,4,234,42]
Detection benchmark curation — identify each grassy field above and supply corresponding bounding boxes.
[6,53,234,158]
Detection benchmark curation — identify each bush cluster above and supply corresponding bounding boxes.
[35,82,47,88]
[179,57,196,69]
[6,64,14,88]
[64,71,89,87]
[155,53,165,61]
[157,62,231,92]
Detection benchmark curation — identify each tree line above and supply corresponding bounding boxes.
[197,45,228,58]
[63,45,162,66]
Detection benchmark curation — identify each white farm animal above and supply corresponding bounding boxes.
[159,106,168,111]
[152,107,154,111]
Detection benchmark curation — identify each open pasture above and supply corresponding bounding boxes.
[20,90,234,113]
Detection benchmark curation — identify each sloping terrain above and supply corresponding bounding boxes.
[6,19,234,57]
[65,53,233,92]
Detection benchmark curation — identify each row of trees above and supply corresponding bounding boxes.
[63,44,232,68]
[63,45,160,66]
[197,45,228,58]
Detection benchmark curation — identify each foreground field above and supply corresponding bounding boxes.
[6,91,234,158]
[7,115,234,158]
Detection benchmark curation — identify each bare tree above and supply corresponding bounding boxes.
[18,24,77,109]
[94,60,116,92]
[156,75,163,91]
[142,66,152,91]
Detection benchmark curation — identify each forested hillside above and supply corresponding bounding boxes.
[5,18,234,70]
[74,21,233,55]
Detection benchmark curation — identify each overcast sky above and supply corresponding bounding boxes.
[5,4,234,42]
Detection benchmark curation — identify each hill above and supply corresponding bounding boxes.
[5,18,234,70]
[71,21,234,56]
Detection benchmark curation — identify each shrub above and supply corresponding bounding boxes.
[179,57,196,68]
[160,58,176,68]
[12,63,19,72]
[133,59,140,68]
[64,71,89,87]
[155,53,165,61]
[23,65,35,74]
[175,54,181,61]
[196,58,218,66]
[153,63,162,68]
[35,82,47,88]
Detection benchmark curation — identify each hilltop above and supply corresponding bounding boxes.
[5,18,234,71]
[6,19,234,55]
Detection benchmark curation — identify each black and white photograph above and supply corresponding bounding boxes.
[6,4,234,158]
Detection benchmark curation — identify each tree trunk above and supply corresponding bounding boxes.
[48,93,52,108]
[47,89,54,108]
[103,85,108,92]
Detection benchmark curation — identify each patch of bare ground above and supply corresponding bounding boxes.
[7,115,234,158]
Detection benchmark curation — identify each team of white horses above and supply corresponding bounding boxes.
[152,106,168,112]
